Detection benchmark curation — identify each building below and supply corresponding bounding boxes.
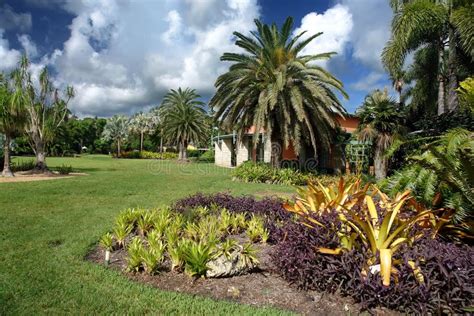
[214,115,360,172]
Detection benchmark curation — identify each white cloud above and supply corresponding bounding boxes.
[350,72,386,91]
[22,0,260,117]
[18,34,38,58]
[0,29,21,71]
[0,4,32,32]
[339,0,392,71]
[293,4,353,66]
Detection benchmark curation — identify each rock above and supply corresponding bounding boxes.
[206,249,257,278]
[227,286,241,298]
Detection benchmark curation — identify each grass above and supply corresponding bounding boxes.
[0,155,294,315]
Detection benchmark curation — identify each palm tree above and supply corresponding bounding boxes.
[160,88,208,161]
[383,0,474,114]
[0,73,27,177]
[129,112,156,152]
[357,89,405,180]
[210,17,347,167]
[102,115,129,158]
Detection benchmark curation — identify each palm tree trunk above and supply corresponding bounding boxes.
[2,134,13,177]
[374,145,388,180]
[446,26,459,112]
[140,132,144,152]
[437,47,446,115]
[270,135,281,168]
[180,140,188,160]
[117,139,121,158]
[160,128,163,159]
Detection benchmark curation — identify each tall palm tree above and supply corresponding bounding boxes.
[161,88,208,161]
[102,115,129,158]
[129,112,156,152]
[357,89,405,180]
[210,17,348,167]
[0,73,27,177]
[383,0,474,114]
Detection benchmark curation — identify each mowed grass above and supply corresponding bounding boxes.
[0,155,294,315]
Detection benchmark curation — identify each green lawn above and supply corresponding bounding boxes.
[0,155,294,315]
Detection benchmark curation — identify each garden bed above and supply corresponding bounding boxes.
[87,237,371,315]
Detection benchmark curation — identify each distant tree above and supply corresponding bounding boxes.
[102,115,129,157]
[357,89,405,180]
[210,17,347,167]
[0,73,27,176]
[11,56,74,172]
[129,112,157,152]
[161,88,208,160]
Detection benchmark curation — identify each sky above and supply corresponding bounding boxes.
[0,0,394,117]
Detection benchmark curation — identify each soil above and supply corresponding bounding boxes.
[0,171,87,183]
[87,241,397,315]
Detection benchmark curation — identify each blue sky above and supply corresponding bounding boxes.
[0,0,394,117]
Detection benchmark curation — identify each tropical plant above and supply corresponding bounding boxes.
[160,88,209,161]
[210,17,348,166]
[383,0,474,114]
[99,232,114,251]
[167,239,187,272]
[113,220,133,248]
[101,115,129,158]
[0,72,27,177]
[246,215,269,243]
[11,56,74,172]
[136,210,155,236]
[181,239,214,278]
[55,164,73,175]
[240,243,259,267]
[129,112,157,152]
[457,77,474,111]
[384,128,473,223]
[356,89,405,179]
[126,237,144,272]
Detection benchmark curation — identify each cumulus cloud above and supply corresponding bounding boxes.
[18,34,38,57]
[350,72,386,91]
[27,0,260,117]
[339,0,392,71]
[293,4,353,66]
[0,4,32,32]
[0,29,21,71]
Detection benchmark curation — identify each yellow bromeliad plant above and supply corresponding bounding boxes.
[284,177,435,286]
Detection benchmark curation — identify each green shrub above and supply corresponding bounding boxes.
[197,150,214,163]
[232,161,314,185]
[55,164,74,175]
[11,159,35,172]
[119,151,178,160]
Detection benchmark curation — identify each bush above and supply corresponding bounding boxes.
[55,164,74,175]
[197,150,214,163]
[232,161,314,185]
[11,159,35,172]
[119,151,178,160]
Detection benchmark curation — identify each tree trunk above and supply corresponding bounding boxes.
[437,48,446,115]
[117,139,121,158]
[446,26,459,112]
[374,145,388,180]
[2,134,13,177]
[270,136,281,168]
[33,140,48,173]
[179,140,188,161]
[160,128,164,159]
[140,132,144,152]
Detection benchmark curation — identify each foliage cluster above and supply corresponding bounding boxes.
[277,177,474,313]
[118,151,178,160]
[102,206,263,277]
[232,161,315,185]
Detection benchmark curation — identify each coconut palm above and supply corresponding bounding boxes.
[160,88,208,161]
[102,115,129,158]
[0,73,27,177]
[357,89,405,180]
[129,112,156,152]
[210,17,347,166]
[383,0,474,114]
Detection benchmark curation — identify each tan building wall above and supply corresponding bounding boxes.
[214,138,232,167]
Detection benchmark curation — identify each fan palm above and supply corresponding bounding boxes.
[160,88,209,160]
[102,115,129,158]
[357,89,405,180]
[210,17,347,166]
[129,112,156,152]
[383,0,474,114]
[0,73,27,177]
